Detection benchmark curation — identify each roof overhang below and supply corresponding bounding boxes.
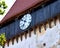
[0,0,49,25]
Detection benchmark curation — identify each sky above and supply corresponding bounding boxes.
[0,0,16,21]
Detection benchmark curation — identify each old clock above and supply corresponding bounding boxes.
[19,14,32,30]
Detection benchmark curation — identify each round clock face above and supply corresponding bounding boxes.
[19,14,32,30]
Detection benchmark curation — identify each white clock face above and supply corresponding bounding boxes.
[19,14,32,30]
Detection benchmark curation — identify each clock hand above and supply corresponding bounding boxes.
[20,24,25,29]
